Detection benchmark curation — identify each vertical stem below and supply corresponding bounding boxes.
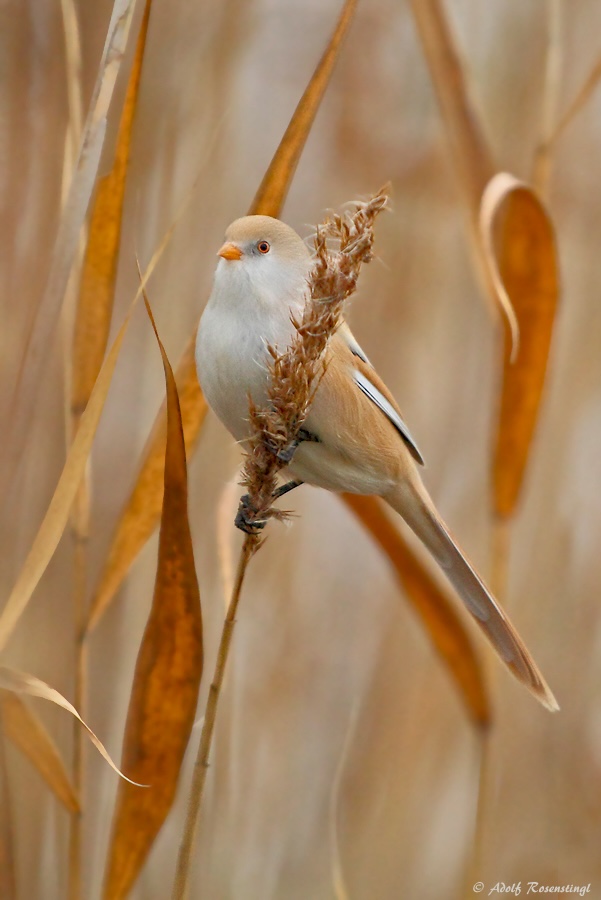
[0,715,16,900]
[532,0,563,194]
[61,2,85,894]
[461,731,491,899]
[329,701,358,900]
[465,516,510,893]
[68,477,90,900]
[408,0,495,222]
[171,535,258,900]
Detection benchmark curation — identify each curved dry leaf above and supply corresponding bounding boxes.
[249,0,358,216]
[480,174,526,358]
[1,692,79,814]
[72,0,151,417]
[0,668,141,786]
[0,301,136,653]
[103,296,203,900]
[88,0,356,631]
[1,0,138,493]
[481,174,559,519]
[342,494,490,727]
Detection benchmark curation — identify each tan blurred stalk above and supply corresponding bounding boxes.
[67,3,151,894]
[0,717,16,900]
[172,536,255,900]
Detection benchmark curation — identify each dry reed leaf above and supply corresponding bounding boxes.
[408,0,494,216]
[0,720,16,900]
[0,692,79,814]
[102,294,203,900]
[480,174,559,519]
[0,668,140,785]
[249,0,358,216]
[2,0,138,493]
[343,495,490,726]
[60,0,84,194]
[0,302,136,653]
[72,0,151,418]
[408,0,518,348]
[87,0,356,630]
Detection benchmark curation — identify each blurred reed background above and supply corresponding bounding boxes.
[1,0,601,897]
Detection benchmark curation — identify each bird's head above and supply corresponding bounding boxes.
[214,215,312,309]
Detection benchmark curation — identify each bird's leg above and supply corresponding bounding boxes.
[275,428,320,463]
[237,428,313,532]
[272,479,303,500]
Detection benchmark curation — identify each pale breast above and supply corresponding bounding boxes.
[196,294,300,442]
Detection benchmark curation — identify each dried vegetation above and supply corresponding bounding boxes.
[1,0,600,897]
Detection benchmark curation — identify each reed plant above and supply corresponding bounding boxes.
[1,1,600,898]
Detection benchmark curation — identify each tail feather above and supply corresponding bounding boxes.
[386,480,559,712]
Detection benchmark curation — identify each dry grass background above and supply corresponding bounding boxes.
[2,0,601,897]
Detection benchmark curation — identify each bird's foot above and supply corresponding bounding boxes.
[235,481,303,533]
[275,428,320,463]
[235,494,268,535]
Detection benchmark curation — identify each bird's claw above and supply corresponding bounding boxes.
[274,428,320,463]
[276,442,298,463]
[235,494,268,534]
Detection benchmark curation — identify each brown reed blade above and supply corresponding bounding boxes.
[0,668,139,784]
[69,10,152,892]
[0,692,80,814]
[71,0,151,419]
[88,0,356,630]
[482,174,560,519]
[86,347,207,633]
[102,289,203,900]
[1,0,138,495]
[249,0,358,216]
[343,495,490,727]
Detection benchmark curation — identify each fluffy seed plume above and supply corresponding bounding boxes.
[238,186,389,541]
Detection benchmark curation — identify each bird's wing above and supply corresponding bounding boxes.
[334,323,425,466]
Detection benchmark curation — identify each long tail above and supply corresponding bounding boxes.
[385,479,558,711]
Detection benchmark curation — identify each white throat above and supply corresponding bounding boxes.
[195,253,312,441]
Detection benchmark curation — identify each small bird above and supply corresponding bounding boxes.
[196,214,558,711]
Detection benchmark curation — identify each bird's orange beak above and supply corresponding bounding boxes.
[218,242,242,261]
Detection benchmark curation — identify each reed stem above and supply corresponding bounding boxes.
[171,535,258,899]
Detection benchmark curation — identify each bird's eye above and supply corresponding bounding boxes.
[257,240,270,254]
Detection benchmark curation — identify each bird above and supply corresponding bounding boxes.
[195,214,558,712]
